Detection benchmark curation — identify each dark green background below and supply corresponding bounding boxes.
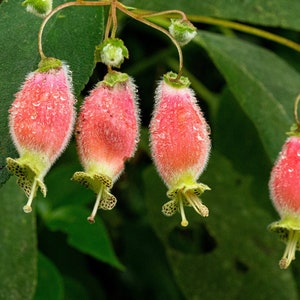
[1,0,300,299]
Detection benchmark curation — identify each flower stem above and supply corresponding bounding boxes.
[279,230,300,269]
[87,185,104,224]
[23,179,38,213]
[179,194,189,227]
[115,2,184,79]
[131,8,188,21]
[38,0,111,59]
[110,0,118,38]
[294,93,300,131]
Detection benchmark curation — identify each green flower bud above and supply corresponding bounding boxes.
[95,38,129,68]
[169,19,197,46]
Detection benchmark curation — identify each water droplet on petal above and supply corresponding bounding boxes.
[32,101,40,107]
[197,134,203,141]
[158,133,165,139]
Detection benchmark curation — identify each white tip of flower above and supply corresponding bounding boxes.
[278,229,299,269]
[199,204,209,217]
[87,216,96,224]
[22,178,38,213]
[181,219,189,227]
[23,205,32,213]
[179,198,189,227]
[87,187,104,224]
[279,258,292,269]
[186,192,209,217]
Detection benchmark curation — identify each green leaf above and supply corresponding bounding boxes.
[63,276,90,300]
[0,177,37,300]
[34,253,64,300]
[195,30,300,162]
[143,158,298,300]
[45,205,124,270]
[123,0,300,30]
[0,0,104,185]
[42,4,104,94]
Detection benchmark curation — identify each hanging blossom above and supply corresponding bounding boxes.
[7,57,76,212]
[150,72,211,227]
[72,71,140,223]
[269,132,300,269]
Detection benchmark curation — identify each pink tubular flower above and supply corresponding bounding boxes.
[269,135,300,269]
[149,72,211,227]
[72,71,139,223]
[7,58,76,213]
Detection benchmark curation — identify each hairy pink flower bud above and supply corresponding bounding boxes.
[269,135,300,269]
[150,72,211,227]
[7,58,76,213]
[72,72,139,223]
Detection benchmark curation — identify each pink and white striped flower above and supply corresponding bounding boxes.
[72,71,139,223]
[7,58,76,213]
[150,72,211,227]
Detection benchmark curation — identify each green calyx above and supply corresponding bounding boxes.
[6,156,47,212]
[286,123,300,137]
[95,38,129,68]
[163,71,190,89]
[72,171,113,193]
[72,171,117,223]
[6,156,47,196]
[102,71,129,87]
[268,214,300,269]
[163,180,210,227]
[37,57,62,72]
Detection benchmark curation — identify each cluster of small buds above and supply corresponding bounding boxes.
[7,57,76,213]
[150,72,211,227]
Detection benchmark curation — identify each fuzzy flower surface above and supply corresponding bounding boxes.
[72,72,139,223]
[7,58,76,213]
[269,135,300,269]
[150,72,211,226]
